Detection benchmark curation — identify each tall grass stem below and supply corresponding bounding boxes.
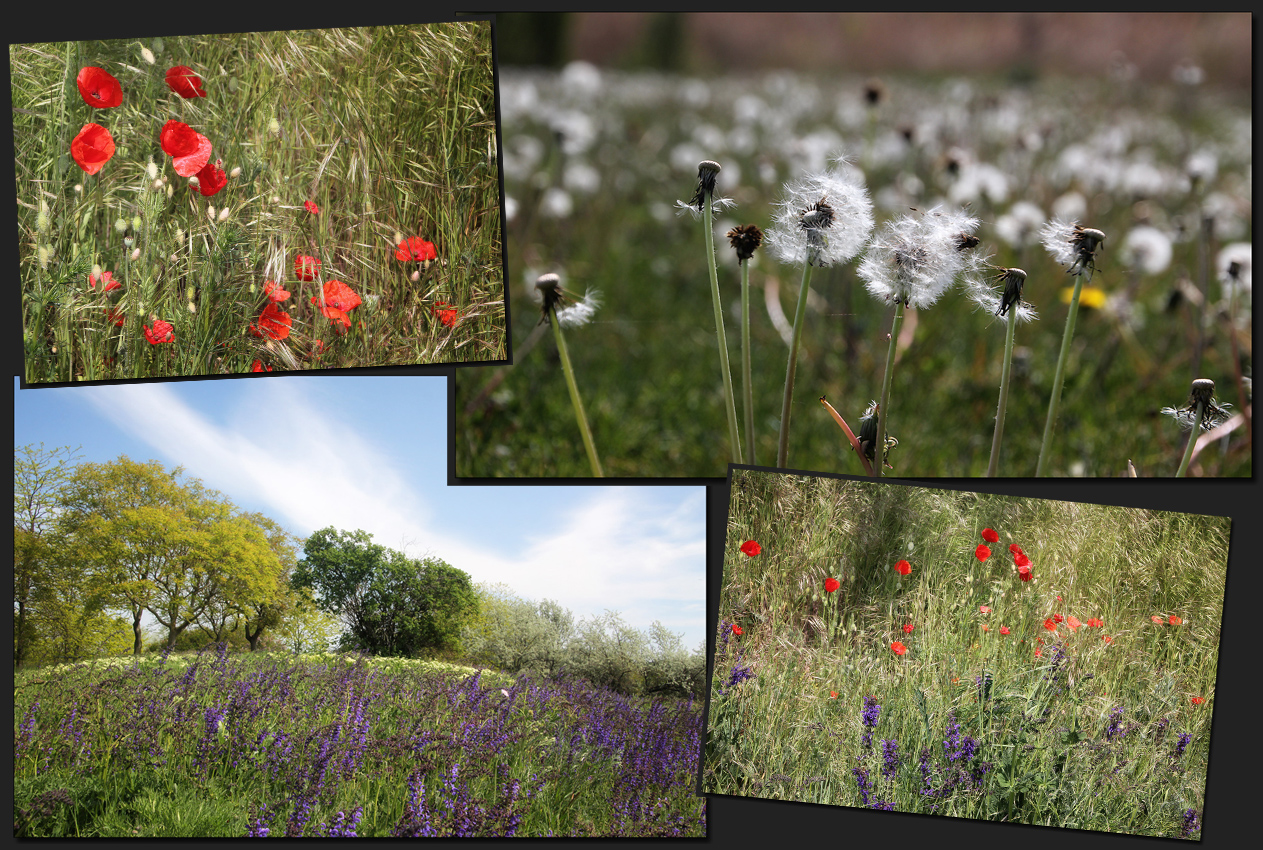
[703,201,742,463]
[985,305,1019,477]
[874,304,904,477]
[1036,275,1085,476]
[777,262,814,468]
[548,314,603,477]
[740,259,755,464]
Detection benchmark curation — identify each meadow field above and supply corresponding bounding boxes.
[14,23,504,382]
[704,469,1227,838]
[456,61,1250,477]
[13,648,706,837]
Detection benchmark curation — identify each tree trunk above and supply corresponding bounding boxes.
[132,607,144,655]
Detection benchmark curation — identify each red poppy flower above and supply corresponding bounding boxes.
[999,626,1010,635]
[89,270,121,292]
[894,560,911,576]
[195,158,227,197]
[311,280,361,328]
[432,302,460,327]
[76,67,123,108]
[70,123,115,175]
[830,691,838,699]
[1168,615,1183,625]
[740,540,761,557]
[981,528,999,544]
[891,641,907,656]
[981,624,990,632]
[250,359,272,372]
[1102,635,1112,644]
[143,320,175,345]
[105,308,125,327]
[824,577,840,593]
[263,281,291,303]
[1034,648,1043,658]
[1018,565,1033,582]
[1087,617,1104,628]
[1053,613,1065,624]
[294,254,322,281]
[395,235,437,262]
[1151,615,1165,624]
[159,120,213,177]
[975,544,991,562]
[165,65,206,98]
[1043,618,1057,632]
[1190,696,1205,706]
[979,605,991,614]
[1014,553,1032,568]
[902,623,913,634]
[1009,544,1024,556]
[731,624,743,636]
[249,303,292,340]
[304,200,320,215]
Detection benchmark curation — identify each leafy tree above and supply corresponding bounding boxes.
[642,621,706,698]
[294,527,479,658]
[565,610,650,695]
[274,587,343,653]
[13,444,82,667]
[461,584,573,674]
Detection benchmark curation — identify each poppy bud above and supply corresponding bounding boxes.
[141,47,155,65]
[218,207,230,222]
[230,166,242,179]
[130,248,141,261]
[410,270,420,282]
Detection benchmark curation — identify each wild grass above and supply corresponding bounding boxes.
[456,65,1250,477]
[13,647,705,837]
[14,22,504,382]
[705,468,1226,838]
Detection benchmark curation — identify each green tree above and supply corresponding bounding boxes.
[565,610,650,695]
[461,583,573,674]
[294,527,479,658]
[14,444,82,667]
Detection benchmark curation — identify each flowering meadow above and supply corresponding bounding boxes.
[13,647,705,837]
[14,23,504,383]
[705,468,1228,838]
[456,54,1250,476]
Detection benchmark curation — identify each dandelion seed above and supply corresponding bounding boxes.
[857,205,978,310]
[765,157,873,268]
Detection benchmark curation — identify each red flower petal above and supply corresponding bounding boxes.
[1009,544,1024,556]
[70,123,115,175]
[981,528,999,543]
[395,235,437,262]
[902,623,914,634]
[739,540,761,557]
[76,67,123,108]
[891,641,907,656]
[250,359,272,372]
[824,577,840,593]
[321,280,361,312]
[89,271,121,292]
[731,625,743,636]
[159,120,213,177]
[105,307,125,327]
[249,303,292,340]
[165,65,206,98]
[894,559,911,576]
[999,626,1010,635]
[304,200,320,215]
[975,544,991,561]
[263,281,291,303]
[294,254,322,281]
[194,158,227,196]
[143,320,175,345]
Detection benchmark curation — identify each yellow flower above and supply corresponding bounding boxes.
[1061,285,1107,308]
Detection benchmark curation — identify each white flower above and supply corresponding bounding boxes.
[1120,226,1172,276]
[764,156,873,267]
[856,205,979,310]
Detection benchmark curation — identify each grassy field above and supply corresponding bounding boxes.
[704,469,1227,838]
[456,64,1250,477]
[13,648,705,837]
[14,23,504,382]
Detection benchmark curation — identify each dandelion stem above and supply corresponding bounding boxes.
[874,304,904,477]
[740,258,755,465]
[703,200,742,464]
[1174,401,1206,478]
[985,304,1019,477]
[548,312,603,477]
[777,261,814,468]
[1036,274,1085,476]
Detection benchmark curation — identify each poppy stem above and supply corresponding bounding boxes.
[548,309,604,477]
[985,301,1020,477]
[1174,401,1206,478]
[777,261,814,469]
[874,304,905,477]
[1036,272,1085,476]
[702,198,742,464]
[740,257,755,465]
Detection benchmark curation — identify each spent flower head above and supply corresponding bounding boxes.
[857,205,980,309]
[765,156,874,267]
[1161,378,1233,432]
[965,267,1039,324]
[675,159,736,219]
[1216,242,1251,301]
[1042,219,1106,280]
[727,224,763,262]
[533,273,599,328]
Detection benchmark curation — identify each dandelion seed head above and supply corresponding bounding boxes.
[965,267,1039,324]
[1121,225,1172,276]
[1216,242,1251,300]
[765,157,873,267]
[1161,378,1233,432]
[856,206,975,309]
[74,184,83,194]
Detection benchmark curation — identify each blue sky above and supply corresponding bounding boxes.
[13,376,706,650]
